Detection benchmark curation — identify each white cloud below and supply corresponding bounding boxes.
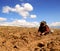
[23,3,33,11]
[0,17,60,27]
[3,6,10,13]
[30,15,36,18]
[50,22,60,26]
[2,3,36,19]
[0,19,39,27]
[0,17,7,21]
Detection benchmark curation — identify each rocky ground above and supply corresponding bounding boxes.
[0,26,60,51]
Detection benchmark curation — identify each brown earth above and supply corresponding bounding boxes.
[0,26,60,51]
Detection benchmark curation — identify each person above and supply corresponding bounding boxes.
[38,21,51,36]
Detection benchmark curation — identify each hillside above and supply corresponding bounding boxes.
[0,26,60,51]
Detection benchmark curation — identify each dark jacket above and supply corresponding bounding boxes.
[38,25,50,34]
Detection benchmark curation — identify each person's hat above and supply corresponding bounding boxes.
[41,21,46,25]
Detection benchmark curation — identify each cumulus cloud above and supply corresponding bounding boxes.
[23,3,33,11]
[30,15,36,18]
[50,22,60,26]
[0,17,7,21]
[2,6,15,13]
[0,17,60,27]
[0,19,39,27]
[2,3,36,18]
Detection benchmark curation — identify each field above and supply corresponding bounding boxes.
[0,26,60,51]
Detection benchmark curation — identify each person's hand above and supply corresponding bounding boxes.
[38,32,41,36]
[42,32,45,35]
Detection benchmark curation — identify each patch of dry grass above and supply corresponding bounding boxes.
[0,26,60,51]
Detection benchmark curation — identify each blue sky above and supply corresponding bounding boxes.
[0,0,60,27]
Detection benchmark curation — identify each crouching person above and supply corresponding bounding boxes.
[38,21,51,36]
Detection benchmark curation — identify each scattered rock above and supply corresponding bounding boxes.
[13,45,18,49]
[50,48,55,51]
[47,42,54,49]
[34,48,39,51]
[40,48,46,51]
[37,43,45,48]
